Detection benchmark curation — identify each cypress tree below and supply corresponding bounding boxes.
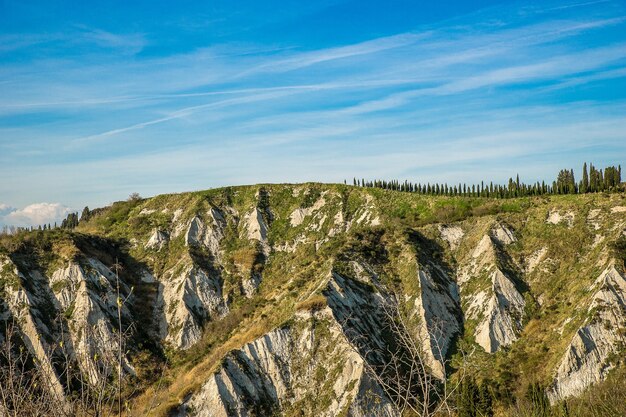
[582,162,589,193]
[590,164,596,192]
[81,206,91,222]
[526,383,550,417]
[599,169,604,191]
[477,383,493,417]
[457,378,478,417]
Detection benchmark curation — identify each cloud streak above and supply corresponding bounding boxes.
[0,0,625,208]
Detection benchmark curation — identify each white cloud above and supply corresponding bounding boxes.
[0,203,72,227]
[0,203,14,216]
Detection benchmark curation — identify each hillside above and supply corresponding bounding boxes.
[1,183,625,417]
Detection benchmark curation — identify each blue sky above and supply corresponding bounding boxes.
[1,0,625,226]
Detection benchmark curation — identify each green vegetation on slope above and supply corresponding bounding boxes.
[0,183,624,417]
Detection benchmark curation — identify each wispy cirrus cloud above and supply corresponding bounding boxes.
[0,26,146,55]
[0,0,625,208]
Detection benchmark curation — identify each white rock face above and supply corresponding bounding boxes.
[185,208,226,257]
[549,265,626,402]
[547,210,575,227]
[289,194,326,227]
[161,265,228,349]
[591,234,605,248]
[0,257,66,401]
[289,208,308,227]
[466,290,488,319]
[143,207,232,349]
[179,309,397,417]
[171,208,187,238]
[491,222,517,245]
[324,262,459,393]
[239,205,271,295]
[328,210,346,237]
[241,273,262,298]
[324,271,389,358]
[0,254,141,403]
[460,230,526,353]
[244,208,269,254]
[472,235,494,259]
[275,234,308,253]
[146,229,169,250]
[413,265,462,378]
[438,224,464,250]
[49,258,135,384]
[587,209,602,230]
[458,233,497,285]
[345,194,380,229]
[474,269,526,353]
[525,247,548,273]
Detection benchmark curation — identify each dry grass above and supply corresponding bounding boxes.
[129,316,277,416]
[295,294,327,312]
[52,238,80,261]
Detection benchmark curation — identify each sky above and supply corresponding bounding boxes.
[1,0,625,226]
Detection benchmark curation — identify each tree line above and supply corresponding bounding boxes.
[0,193,139,236]
[350,162,622,198]
[0,208,87,235]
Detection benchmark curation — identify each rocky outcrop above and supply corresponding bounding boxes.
[460,225,526,353]
[146,229,169,250]
[547,210,575,227]
[50,258,136,383]
[161,264,228,349]
[413,265,462,378]
[490,222,516,246]
[243,208,269,251]
[438,224,464,250]
[474,269,526,353]
[240,191,273,295]
[349,195,380,228]
[178,309,397,417]
[151,207,232,349]
[289,194,326,227]
[0,256,66,400]
[323,271,390,361]
[0,254,136,395]
[186,208,226,258]
[2,184,626,414]
[549,265,626,401]
[525,247,547,273]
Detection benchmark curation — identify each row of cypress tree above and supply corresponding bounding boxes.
[351,162,622,198]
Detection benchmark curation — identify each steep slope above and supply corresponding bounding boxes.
[458,223,526,353]
[0,238,140,400]
[0,184,624,417]
[548,264,626,401]
[179,306,396,417]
